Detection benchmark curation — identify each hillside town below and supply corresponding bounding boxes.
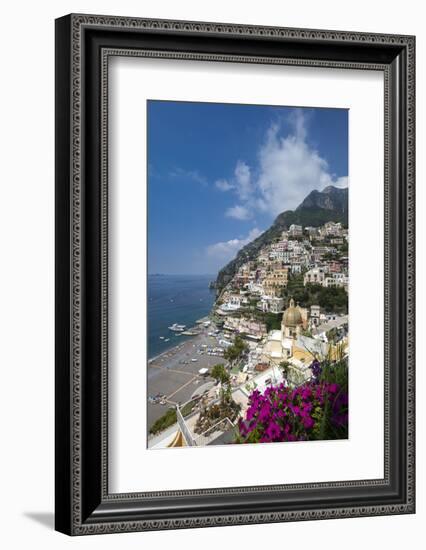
[148,220,349,448]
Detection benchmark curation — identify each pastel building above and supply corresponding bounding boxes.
[304,267,326,286]
[263,298,308,361]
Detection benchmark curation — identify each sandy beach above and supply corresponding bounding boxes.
[147,327,229,429]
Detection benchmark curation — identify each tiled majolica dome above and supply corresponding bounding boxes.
[282,298,303,327]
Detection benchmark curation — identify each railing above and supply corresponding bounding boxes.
[176,405,196,446]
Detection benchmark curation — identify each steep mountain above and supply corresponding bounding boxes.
[296,185,348,215]
[215,185,348,290]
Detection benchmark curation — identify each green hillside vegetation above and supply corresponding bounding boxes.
[149,400,197,435]
[281,274,348,314]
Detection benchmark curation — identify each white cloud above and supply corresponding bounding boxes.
[288,107,308,142]
[225,205,252,220]
[215,160,253,199]
[169,167,207,186]
[215,178,234,191]
[234,160,252,200]
[256,119,336,215]
[218,109,348,219]
[206,227,262,262]
[334,176,349,189]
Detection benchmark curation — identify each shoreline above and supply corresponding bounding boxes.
[148,328,212,368]
[147,273,216,359]
[148,312,215,364]
[147,326,226,428]
[147,335,197,365]
[148,320,209,364]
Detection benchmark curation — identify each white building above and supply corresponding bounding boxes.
[246,281,264,294]
[257,296,284,314]
[304,267,326,286]
[323,273,349,289]
[288,224,303,237]
[310,305,321,327]
[219,293,242,313]
[290,263,303,274]
[321,221,343,237]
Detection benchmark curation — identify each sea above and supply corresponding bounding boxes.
[148,274,217,359]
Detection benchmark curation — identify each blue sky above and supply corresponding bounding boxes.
[147,101,348,275]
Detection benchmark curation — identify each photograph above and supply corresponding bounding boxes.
[147,101,349,449]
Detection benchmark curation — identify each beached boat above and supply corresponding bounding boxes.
[168,323,186,332]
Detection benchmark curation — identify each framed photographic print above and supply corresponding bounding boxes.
[55,14,415,535]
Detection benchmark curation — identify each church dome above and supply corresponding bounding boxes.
[282,298,303,327]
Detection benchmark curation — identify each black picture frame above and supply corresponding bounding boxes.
[55,13,415,535]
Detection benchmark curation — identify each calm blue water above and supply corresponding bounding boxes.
[148,274,216,359]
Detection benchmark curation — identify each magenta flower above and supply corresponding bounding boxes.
[302,416,314,429]
[258,403,271,423]
[265,421,281,440]
[237,364,348,444]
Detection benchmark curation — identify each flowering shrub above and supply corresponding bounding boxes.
[236,360,348,444]
[310,359,322,382]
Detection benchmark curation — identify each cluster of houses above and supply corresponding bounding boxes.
[213,220,349,375]
[304,267,349,291]
[217,221,348,315]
